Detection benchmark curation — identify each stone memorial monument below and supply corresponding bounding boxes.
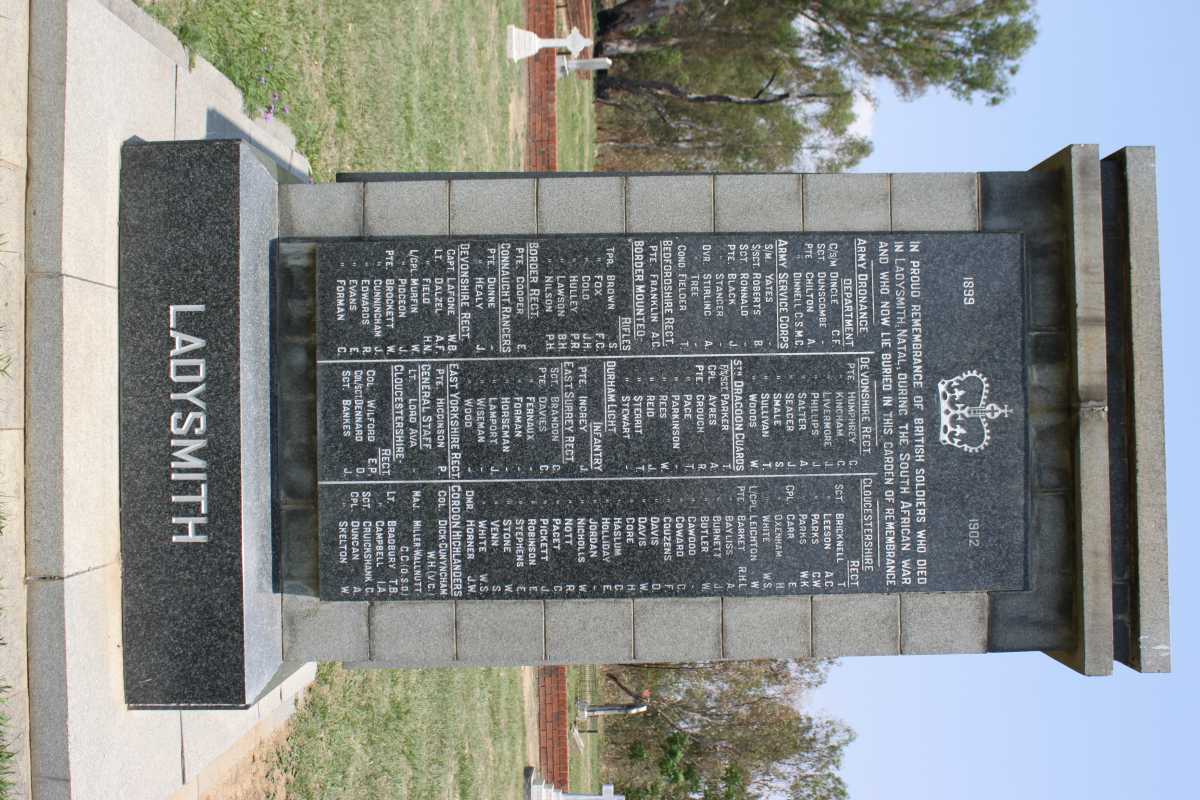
[118,141,1169,708]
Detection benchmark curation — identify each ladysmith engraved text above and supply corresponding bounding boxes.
[168,304,210,544]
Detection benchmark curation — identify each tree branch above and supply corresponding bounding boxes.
[602,76,792,105]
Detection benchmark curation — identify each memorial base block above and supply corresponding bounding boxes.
[119,140,280,707]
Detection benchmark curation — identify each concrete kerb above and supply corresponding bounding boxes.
[97,0,188,67]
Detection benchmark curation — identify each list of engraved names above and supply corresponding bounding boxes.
[315,234,1027,599]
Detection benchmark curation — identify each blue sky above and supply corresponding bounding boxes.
[810,1,1197,796]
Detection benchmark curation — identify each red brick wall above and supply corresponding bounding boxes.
[526,0,558,170]
[537,666,570,789]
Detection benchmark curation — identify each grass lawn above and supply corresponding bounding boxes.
[272,664,527,800]
[556,75,596,172]
[140,0,529,180]
[566,666,604,793]
[139,0,597,178]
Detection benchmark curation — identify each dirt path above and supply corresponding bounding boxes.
[198,723,291,800]
[521,666,540,769]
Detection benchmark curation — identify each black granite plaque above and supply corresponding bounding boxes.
[315,233,1027,599]
[119,140,279,707]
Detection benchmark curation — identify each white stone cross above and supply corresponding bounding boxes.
[508,25,592,61]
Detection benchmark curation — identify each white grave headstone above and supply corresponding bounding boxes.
[507,24,592,61]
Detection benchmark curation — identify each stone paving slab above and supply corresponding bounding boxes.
[369,601,456,665]
[365,181,450,236]
[171,663,318,800]
[450,178,537,235]
[28,564,184,800]
[96,0,187,66]
[900,593,989,655]
[174,55,306,181]
[0,149,26,430]
[626,175,714,232]
[722,597,812,660]
[58,0,177,288]
[283,595,369,662]
[633,598,722,662]
[890,172,978,231]
[27,277,120,578]
[545,599,634,664]
[538,175,625,233]
[0,218,25,432]
[181,708,262,784]
[457,601,545,665]
[715,173,804,232]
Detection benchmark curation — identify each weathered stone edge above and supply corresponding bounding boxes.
[1114,146,1170,673]
[1035,144,1115,676]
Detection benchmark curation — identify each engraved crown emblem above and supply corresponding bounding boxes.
[938,370,1012,454]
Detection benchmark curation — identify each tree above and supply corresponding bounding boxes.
[794,0,1038,105]
[604,660,854,800]
[595,0,1037,172]
[597,0,689,41]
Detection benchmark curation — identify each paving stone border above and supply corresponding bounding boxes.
[22,2,315,798]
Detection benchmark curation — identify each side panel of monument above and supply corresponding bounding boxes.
[119,140,281,707]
